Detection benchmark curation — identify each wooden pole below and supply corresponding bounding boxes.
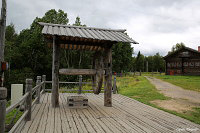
[52,36,60,108]
[36,76,41,104]
[113,75,117,94]
[104,48,112,107]
[0,87,7,133]
[42,75,46,93]
[25,79,32,121]
[78,75,82,94]
[0,0,7,87]
[146,61,148,72]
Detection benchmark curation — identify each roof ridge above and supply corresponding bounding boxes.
[38,22,126,32]
[164,46,200,59]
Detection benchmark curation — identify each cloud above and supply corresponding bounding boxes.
[4,0,200,56]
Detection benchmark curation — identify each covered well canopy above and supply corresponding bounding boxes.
[38,22,138,108]
[38,22,138,51]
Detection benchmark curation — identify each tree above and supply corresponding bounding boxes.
[112,42,133,73]
[73,16,86,27]
[153,53,165,72]
[170,42,185,53]
[135,51,145,72]
[4,9,70,98]
[42,9,69,24]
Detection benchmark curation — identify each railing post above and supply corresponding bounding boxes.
[36,76,41,104]
[25,79,32,121]
[78,75,82,94]
[0,87,7,133]
[42,75,46,93]
[113,75,117,94]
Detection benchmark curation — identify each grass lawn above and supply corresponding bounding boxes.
[117,76,200,124]
[155,75,200,92]
[5,101,23,131]
[117,76,168,104]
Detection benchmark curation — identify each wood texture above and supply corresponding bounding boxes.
[0,0,6,63]
[59,68,97,75]
[104,48,112,107]
[78,75,82,94]
[20,93,200,133]
[52,36,60,108]
[0,0,7,87]
[36,76,41,104]
[42,75,46,93]
[113,75,117,94]
[92,52,104,94]
[0,87,7,133]
[25,79,33,121]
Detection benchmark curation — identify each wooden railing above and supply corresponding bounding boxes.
[0,74,117,133]
[0,75,46,133]
[44,75,117,94]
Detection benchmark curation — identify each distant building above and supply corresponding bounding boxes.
[164,46,200,75]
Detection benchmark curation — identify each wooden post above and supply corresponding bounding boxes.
[25,79,32,121]
[113,75,117,94]
[36,76,41,104]
[52,36,60,108]
[0,0,7,87]
[42,75,46,93]
[146,61,148,72]
[140,70,141,76]
[0,87,7,133]
[104,47,112,107]
[78,75,82,94]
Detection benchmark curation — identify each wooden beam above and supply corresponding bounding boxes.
[0,0,7,87]
[73,44,77,50]
[59,69,97,75]
[69,44,73,50]
[104,48,112,107]
[94,46,98,51]
[77,45,81,50]
[52,36,60,108]
[97,46,102,51]
[65,44,68,49]
[90,46,94,51]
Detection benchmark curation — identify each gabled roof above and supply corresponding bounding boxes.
[38,22,138,44]
[164,46,200,59]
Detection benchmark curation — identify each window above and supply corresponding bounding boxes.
[195,62,200,67]
[183,62,188,67]
[189,62,194,67]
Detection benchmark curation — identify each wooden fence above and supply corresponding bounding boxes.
[0,74,117,133]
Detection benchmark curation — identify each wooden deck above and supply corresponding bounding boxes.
[20,93,200,133]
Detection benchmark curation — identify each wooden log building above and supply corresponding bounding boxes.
[164,46,200,75]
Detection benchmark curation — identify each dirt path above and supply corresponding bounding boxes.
[145,76,200,113]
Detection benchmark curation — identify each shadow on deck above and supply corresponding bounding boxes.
[20,93,200,133]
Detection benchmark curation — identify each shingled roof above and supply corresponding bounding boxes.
[38,22,138,44]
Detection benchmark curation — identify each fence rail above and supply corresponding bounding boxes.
[0,74,117,133]
[0,75,46,133]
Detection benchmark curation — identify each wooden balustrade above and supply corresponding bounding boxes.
[0,74,117,132]
[0,75,46,133]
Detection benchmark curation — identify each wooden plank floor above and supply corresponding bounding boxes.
[21,93,200,133]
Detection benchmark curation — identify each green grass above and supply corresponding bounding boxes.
[117,76,168,104]
[117,76,200,124]
[5,101,23,129]
[155,75,200,92]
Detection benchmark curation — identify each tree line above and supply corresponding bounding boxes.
[5,9,183,98]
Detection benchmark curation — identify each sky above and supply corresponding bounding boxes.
[2,0,200,56]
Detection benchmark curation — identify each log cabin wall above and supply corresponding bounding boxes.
[165,47,200,75]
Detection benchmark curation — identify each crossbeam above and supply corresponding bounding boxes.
[59,69,97,75]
